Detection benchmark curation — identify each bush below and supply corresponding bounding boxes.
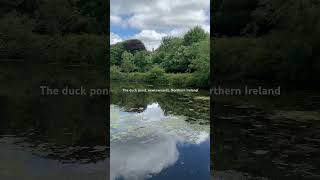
[55,34,106,64]
[0,13,39,61]
[127,72,147,82]
[111,66,124,80]
[0,13,107,64]
[165,73,190,87]
[146,66,166,83]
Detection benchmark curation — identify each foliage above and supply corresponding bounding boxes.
[132,51,152,72]
[213,0,258,36]
[111,26,210,88]
[110,66,124,80]
[0,13,38,60]
[75,0,108,34]
[55,34,106,65]
[0,0,107,65]
[110,43,124,66]
[213,0,320,85]
[146,65,166,83]
[183,26,208,45]
[121,51,135,72]
[190,37,210,87]
[158,36,183,53]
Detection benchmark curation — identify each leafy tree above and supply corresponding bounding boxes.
[110,43,124,66]
[190,37,210,87]
[151,51,165,65]
[158,36,183,52]
[111,65,124,80]
[213,0,259,36]
[146,65,165,83]
[0,13,38,60]
[75,0,107,34]
[183,26,208,45]
[157,28,210,73]
[132,51,151,72]
[35,0,81,34]
[161,46,193,73]
[121,51,135,72]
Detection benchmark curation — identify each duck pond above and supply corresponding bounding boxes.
[0,64,211,180]
[0,64,109,180]
[110,82,210,180]
[213,87,320,180]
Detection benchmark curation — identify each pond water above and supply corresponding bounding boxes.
[213,89,320,179]
[2,64,318,179]
[0,136,108,180]
[0,64,109,179]
[110,83,210,180]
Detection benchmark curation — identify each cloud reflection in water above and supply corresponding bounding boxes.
[110,103,209,180]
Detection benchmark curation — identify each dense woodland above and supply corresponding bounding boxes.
[0,0,107,65]
[213,0,320,85]
[111,27,210,88]
[1,0,319,86]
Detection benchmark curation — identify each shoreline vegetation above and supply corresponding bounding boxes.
[213,0,320,87]
[110,26,210,89]
[2,1,318,90]
[0,0,107,66]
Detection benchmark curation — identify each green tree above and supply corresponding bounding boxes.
[213,0,258,36]
[36,0,80,34]
[183,26,207,45]
[132,51,151,72]
[146,65,165,83]
[121,51,135,72]
[190,37,210,87]
[161,46,193,73]
[75,0,107,34]
[158,36,183,52]
[151,51,165,65]
[110,43,124,66]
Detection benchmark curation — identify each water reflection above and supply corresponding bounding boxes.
[0,64,108,179]
[213,92,320,179]
[110,102,210,180]
[0,135,109,180]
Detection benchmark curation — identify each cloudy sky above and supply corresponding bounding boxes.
[110,0,210,51]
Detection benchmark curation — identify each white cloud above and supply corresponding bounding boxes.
[110,0,210,50]
[110,32,123,45]
[110,0,210,31]
[111,134,179,180]
[110,15,123,26]
[110,103,210,180]
[132,30,167,51]
[201,24,211,33]
[110,30,166,50]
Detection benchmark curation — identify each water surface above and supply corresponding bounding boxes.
[110,83,210,180]
[0,64,108,180]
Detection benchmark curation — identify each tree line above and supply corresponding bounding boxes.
[213,0,320,85]
[111,26,210,88]
[0,0,107,65]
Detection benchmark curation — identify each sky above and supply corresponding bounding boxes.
[110,0,210,51]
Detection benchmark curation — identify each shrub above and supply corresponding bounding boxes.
[111,66,124,80]
[127,72,147,82]
[56,34,106,65]
[0,13,39,61]
[165,73,191,87]
[146,66,166,83]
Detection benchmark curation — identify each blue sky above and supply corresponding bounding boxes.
[111,25,139,38]
[110,0,210,50]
